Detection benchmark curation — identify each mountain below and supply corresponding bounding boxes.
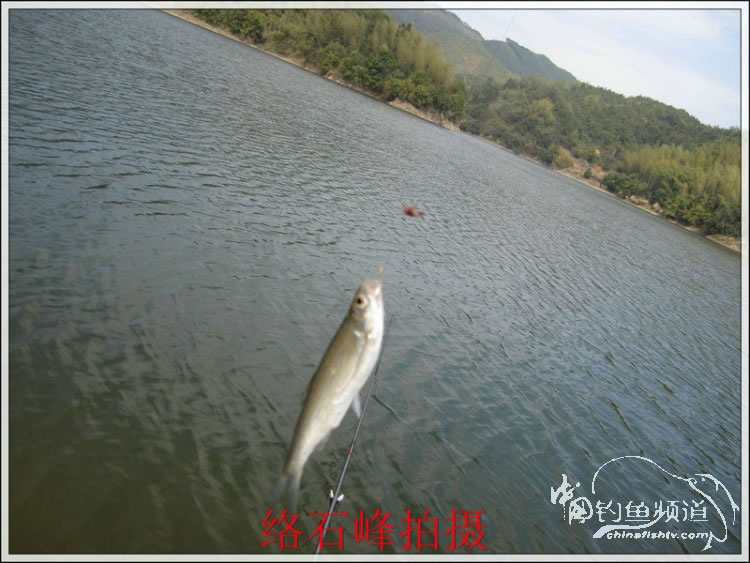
[483,38,576,82]
[386,9,483,41]
[386,9,575,84]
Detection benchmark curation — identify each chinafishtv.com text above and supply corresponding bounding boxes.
[603,530,710,541]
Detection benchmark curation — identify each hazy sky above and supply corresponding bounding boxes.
[446,8,742,129]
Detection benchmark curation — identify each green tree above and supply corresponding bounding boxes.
[552,147,573,169]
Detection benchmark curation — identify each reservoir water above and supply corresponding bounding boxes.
[8,9,742,554]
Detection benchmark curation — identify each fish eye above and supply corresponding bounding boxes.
[356,297,364,306]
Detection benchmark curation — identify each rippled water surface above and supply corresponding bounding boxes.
[9,10,742,554]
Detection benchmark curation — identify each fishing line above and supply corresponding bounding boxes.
[313,313,394,555]
[503,11,517,41]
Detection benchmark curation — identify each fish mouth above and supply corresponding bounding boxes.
[361,280,383,305]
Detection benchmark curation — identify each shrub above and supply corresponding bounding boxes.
[552,147,573,169]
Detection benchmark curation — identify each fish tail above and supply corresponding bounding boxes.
[271,468,303,515]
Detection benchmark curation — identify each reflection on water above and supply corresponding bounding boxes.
[9,9,741,554]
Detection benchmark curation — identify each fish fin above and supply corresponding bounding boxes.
[351,393,362,418]
[270,474,287,507]
[271,469,303,515]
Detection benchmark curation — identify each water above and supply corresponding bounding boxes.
[8,10,742,554]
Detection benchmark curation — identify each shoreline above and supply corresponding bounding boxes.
[160,9,458,131]
[162,9,740,254]
[472,134,741,253]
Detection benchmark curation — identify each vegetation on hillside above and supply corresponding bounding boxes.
[192,9,467,121]
[461,76,740,236]
[482,39,575,83]
[603,140,741,236]
[387,10,575,84]
[417,31,516,85]
[386,9,484,41]
[463,77,731,164]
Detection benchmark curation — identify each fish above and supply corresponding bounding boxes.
[274,279,385,512]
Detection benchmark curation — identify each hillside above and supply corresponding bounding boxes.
[388,9,514,85]
[421,31,516,83]
[483,39,575,82]
[387,9,575,83]
[463,76,740,237]
[190,9,467,121]
[386,9,483,41]
[465,78,730,161]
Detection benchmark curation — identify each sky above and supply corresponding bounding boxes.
[445,7,742,129]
